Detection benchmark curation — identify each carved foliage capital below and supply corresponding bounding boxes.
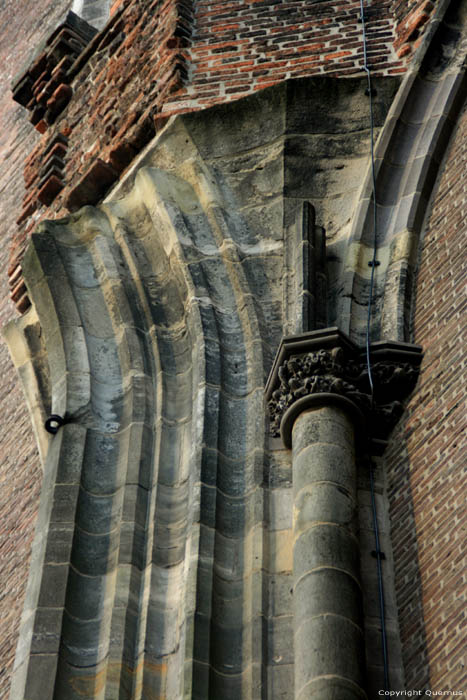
[266,331,422,448]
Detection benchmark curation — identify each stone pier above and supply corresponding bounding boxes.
[291,404,365,699]
[266,328,422,699]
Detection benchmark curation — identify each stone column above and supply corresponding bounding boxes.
[266,328,423,700]
[291,403,365,700]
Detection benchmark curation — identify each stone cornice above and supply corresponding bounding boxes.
[266,328,423,451]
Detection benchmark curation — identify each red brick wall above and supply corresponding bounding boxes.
[170,0,401,112]
[10,0,422,313]
[393,0,435,58]
[9,0,194,312]
[0,3,73,697]
[386,99,467,691]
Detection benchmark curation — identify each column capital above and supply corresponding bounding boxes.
[265,328,422,452]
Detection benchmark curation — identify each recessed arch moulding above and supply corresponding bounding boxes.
[4,6,467,693]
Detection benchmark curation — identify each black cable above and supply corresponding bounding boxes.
[360,0,390,691]
[360,0,378,399]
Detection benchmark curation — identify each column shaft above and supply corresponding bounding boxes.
[291,405,366,700]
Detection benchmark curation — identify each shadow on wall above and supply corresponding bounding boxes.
[385,417,431,692]
[72,0,112,30]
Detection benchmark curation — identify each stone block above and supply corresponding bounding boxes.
[120,521,151,570]
[366,662,405,696]
[295,615,365,691]
[57,241,100,289]
[294,523,359,580]
[388,119,421,166]
[54,656,109,699]
[72,286,115,338]
[267,663,294,699]
[50,484,80,523]
[361,573,399,621]
[294,482,358,536]
[292,407,354,452]
[71,527,119,576]
[294,568,362,625]
[67,567,116,620]
[124,422,157,488]
[37,563,68,608]
[161,369,193,422]
[192,658,210,699]
[191,610,211,666]
[293,442,355,495]
[218,390,264,461]
[210,620,246,673]
[152,537,186,570]
[267,615,294,665]
[52,369,91,418]
[81,429,127,493]
[267,529,294,574]
[265,572,294,617]
[401,75,438,125]
[184,84,286,159]
[297,676,367,700]
[31,607,63,654]
[267,487,293,531]
[61,610,111,666]
[155,328,193,377]
[44,523,75,563]
[199,483,216,528]
[147,274,187,330]
[146,604,181,657]
[122,484,153,530]
[214,488,262,538]
[75,485,124,535]
[357,490,390,534]
[120,605,148,661]
[209,665,250,700]
[286,76,399,135]
[24,653,58,700]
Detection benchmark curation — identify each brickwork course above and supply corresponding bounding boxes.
[0,0,465,698]
[8,0,438,314]
[386,98,467,692]
[0,3,74,698]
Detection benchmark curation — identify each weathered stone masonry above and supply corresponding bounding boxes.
[5,77,404,699]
